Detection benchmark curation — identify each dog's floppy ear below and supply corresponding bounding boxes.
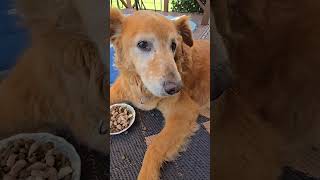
[110,8,124,42]
[174,16,193,47]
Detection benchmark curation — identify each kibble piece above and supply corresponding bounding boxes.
[9,159,27,176]
[1,149,11,166]
[6,154,17,167]
[28,142,40,157]
[45,155,55,167]
[30,170,46,178]
[18,169,30,179]
[116,125,122,130]
[24,144,30,150]
[45,149,56,159]
[57,166,73,179]
[47,167,58,180]
[27,162,46,171]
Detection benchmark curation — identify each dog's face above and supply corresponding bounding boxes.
[110,9,193,97]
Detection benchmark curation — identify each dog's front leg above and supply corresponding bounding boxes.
[138,92,200,180]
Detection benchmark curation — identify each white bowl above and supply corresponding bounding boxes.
[110,103,136,135]
[0,133,81,180]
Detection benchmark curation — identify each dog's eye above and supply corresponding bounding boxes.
[171,41,177,52]
[137,41,152,51]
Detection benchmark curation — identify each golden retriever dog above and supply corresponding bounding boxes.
[0,0,108,153]
[110,9,210,179]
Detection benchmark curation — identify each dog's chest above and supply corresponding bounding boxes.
[130,94,160,111]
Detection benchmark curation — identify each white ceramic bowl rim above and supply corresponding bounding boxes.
[110,103,136,135]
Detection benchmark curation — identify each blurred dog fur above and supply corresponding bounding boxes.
[0,0,108,153]
[213,0,320,179]
[110,9,210,179]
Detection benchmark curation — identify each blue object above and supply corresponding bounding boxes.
[109,15,197,85]
[109,45,118,85]
[0,1,29,71]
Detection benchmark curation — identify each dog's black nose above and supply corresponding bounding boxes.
[164,81,182,95]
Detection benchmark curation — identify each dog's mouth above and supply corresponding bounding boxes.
[138,70,183,97]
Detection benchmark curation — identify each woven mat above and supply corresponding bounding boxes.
[52,108,210,180]
[110,108,210,180]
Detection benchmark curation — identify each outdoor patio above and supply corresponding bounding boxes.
[0,0,211,179]
[109,1,210,179]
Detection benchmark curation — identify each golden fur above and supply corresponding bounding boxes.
[110,9,210,179]
[213,0,320,179]
[0,0,108,152]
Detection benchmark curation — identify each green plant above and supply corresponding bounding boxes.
[171,0,204,13]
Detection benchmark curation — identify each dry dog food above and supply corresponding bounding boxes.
[0,138,73,180]
[110,105,134,133]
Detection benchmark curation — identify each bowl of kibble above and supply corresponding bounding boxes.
[110,103,136,135]
[0,133,81,180]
